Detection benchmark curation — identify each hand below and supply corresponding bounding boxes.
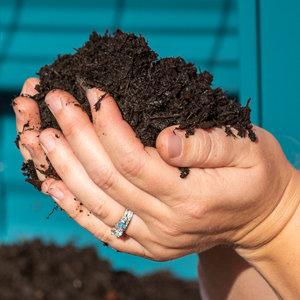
[13,78,298,261]
[14,78,300,298]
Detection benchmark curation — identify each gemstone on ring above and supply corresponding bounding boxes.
[117,222,126,229]
[111,209,134,238]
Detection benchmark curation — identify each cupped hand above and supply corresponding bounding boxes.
[14,78,299,262]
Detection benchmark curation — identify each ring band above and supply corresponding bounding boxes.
[111,209,134,238]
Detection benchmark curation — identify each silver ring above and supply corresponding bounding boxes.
[111,209,134,238]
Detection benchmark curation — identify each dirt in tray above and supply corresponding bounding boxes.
[16,29,256,188]
[0,240,201,300]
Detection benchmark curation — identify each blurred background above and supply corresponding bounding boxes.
[0,0,299,280]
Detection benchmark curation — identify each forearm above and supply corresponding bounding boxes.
[198,246,277,300]
[237,169,300,299]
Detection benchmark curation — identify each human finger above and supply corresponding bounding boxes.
[42,178,190,261]
[12,78,41,160]
[13,78,41,133]
[44,89,165,217]
[41,178,151,257]
[38,128,155,234]
[20,77,40,97]
[86,88,190,198]
[19,129,49,181]
[156,125,263,168]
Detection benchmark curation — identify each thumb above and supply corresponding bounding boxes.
[156,126,257,168]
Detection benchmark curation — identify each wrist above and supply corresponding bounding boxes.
[198,246,277,300]
[236,168,300,299]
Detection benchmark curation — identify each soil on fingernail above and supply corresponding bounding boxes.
[18,29,255,186]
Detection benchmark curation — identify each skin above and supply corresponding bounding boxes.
[198,246,277,299]
[13,78,300,299]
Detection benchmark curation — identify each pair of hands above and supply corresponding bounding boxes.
[13,78,296,263]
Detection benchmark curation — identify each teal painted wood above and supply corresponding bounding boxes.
[238,0,300,167]
[237,0,261,126]
[259,1,300,168]
[0,0,240,94]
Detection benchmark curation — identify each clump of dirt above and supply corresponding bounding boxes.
[0,239,201,300]
[17,29,256,188]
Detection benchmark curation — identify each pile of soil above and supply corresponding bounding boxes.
[16,29,256,189]
[0,240,201,300]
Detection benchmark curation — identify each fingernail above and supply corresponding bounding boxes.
[45,95,62,114]
[169,131,183,158]
[86,89,98,107]
[49,188,64,202]
[22,81,37,96]
[39,135,56,153]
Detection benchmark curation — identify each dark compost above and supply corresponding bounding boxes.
[0,240,201,300]
[16,29,256,190]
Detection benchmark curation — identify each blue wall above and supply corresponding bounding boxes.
[1,0,300,279]
[239,0,300,167]
[0,0,240,93]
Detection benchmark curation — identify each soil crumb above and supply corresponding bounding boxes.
[19,29,256,184]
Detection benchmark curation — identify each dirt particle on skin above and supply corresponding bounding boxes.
[23,121,30,130]
[178,167,190,179]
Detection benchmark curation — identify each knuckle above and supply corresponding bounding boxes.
[91,163,115,191]
[68,206,83,220]
[151,250,168,262]
[176,199,207,219]
[89,198,109,220]
[62,120,82,139]
[153,219,182,238]
[149,246,176,262]
[182,129,212,167]
[92,227,112,245]
[193,131,212,166]
[118,152,142,177]
[54,159,75,179]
